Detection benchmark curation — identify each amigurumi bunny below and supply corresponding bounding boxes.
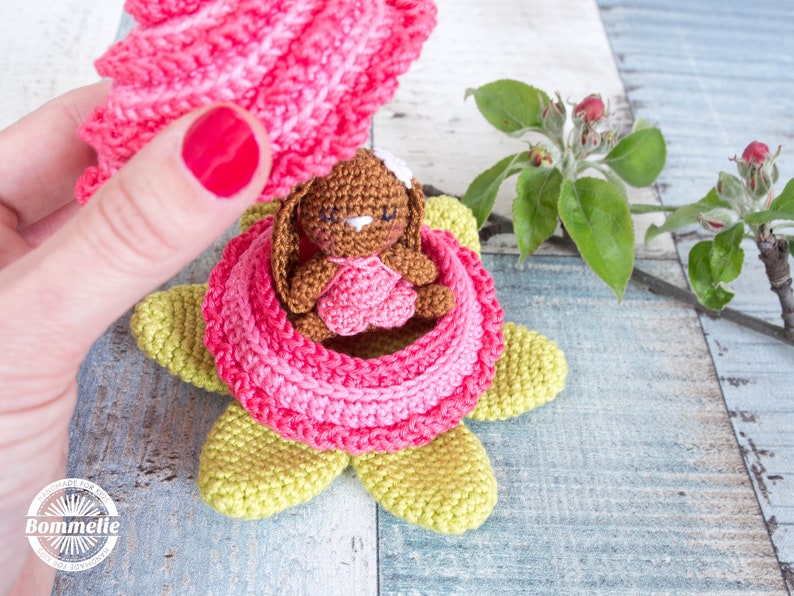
[271,148,455,343]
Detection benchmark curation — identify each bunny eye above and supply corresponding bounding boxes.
[320,206,337,223]
[382,206,397,222]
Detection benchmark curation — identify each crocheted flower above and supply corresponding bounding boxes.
[131,197,567,534]
[203,218,501,455]
[75,0,437,203]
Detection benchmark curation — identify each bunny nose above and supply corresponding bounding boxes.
[345,215,374,233]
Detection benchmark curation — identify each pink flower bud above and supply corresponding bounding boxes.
[574,94,605,123]
[715,172,744,208]
[542,99,564,121]
[697,208,739,234]
[528,144,554,167]
[763,189,775,210]
[741,141,770,166]
[748,169,773,199]
[581,129,601,149]
[541,96,565,136]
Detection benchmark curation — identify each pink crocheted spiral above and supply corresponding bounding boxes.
[75,0,437,204]
[202,217,504,455]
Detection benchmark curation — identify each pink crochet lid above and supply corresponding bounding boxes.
[75,0,437,204]
[202,217,505,455]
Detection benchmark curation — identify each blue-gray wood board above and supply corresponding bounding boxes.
[598,0,794,589]
[55,248,785,593]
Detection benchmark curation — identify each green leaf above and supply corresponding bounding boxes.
[465,80,549,137]
[513,167,563,260]
[744,212,794,225]
[602,168,628,198]
[632,117,653,133]
[709,224,745,283]
[603,128,666,187]
[744,178,794,224]
[685,225,744,311]
[645,188,728,243]
[688,240,735,310]
[558,177,635,300]
[630,203,677,214]
[577,160,628,197]
[646,204,704,243]
[462,153,531,228]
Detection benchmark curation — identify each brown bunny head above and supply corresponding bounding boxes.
[271,148,426,311]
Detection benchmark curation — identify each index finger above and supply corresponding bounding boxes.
[0,81,109,229]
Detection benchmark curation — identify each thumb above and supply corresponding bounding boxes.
[3,104,271,361]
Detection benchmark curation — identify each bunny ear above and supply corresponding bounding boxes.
[403,179,426,252]
[271,180,314,309]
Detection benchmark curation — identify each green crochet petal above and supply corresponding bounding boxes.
[239,201,278,233]
[425,195,481,255]
[198,402,350,519]
[468,322,567,422]
[352,423,497,534]
[130,284,229,395]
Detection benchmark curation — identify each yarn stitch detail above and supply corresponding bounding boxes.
[468,322,568,421]
[352,422,497,534]
[129,198,570,533]
[75,0,437,204]
[131,283,230,396]
[198,400,350,519]
[317,255,417,336]
[423,195,481,254]
[203,217,504,455]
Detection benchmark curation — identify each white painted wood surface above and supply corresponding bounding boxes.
[1,0,790,593]
[0,1,125,127]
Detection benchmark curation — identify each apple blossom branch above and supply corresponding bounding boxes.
[423,186,794,348]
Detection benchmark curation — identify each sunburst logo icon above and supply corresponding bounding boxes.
[26,479,120,571]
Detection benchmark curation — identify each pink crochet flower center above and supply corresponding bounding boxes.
[203,218,504,455]
[234,235,482,424]
[75,0,437,204]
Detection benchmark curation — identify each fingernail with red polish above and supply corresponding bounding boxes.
[181,106,260,198]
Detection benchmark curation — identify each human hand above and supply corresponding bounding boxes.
[0,82,271,595]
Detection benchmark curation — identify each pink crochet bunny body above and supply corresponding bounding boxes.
[317,256,418,336]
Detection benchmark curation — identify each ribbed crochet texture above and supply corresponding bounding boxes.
[202,216,505,455]
[352,422,497,534]
[198,401,350,520]
[130,196,569,533]
[75,0,437,203]
[318,256,418,335]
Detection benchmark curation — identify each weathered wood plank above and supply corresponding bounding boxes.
[0,1,125,128]
[54,253,787,593]
[597,0,794,203]
[55,235,379,595]
[378,255,785,593]
[598,0,794,589]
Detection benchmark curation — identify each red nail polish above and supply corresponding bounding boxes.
[181,106,260,198]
